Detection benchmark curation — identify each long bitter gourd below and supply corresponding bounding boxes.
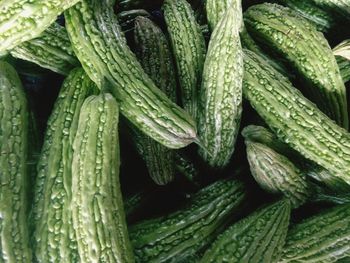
[0,61,32,262]
[244,3,349,129]
[32,68,97,262]
[200,199,291,263]
[0,0,81,54]
[10,23,80,75]
[243,49,350,187]
[65,0,197,149]
[198,6,243,168]
[72,93,134,263]
[129,178,247,263]
[280,203,350,262]
[163,0,206,119]
[132,16,177,185]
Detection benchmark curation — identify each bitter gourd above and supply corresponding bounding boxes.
[280,203,350,262]
[65,0,197,149]
[10,23,80,75]
[72,93,134,263]
[0,61,32,262]
[0,0,81,54]
[118,9,151,32]
[244,3,349,129]
[163,0,206,119]
[200,199,291,263]
[245,140,310,208]
[274,0,336,32]
[32,68,98,262]
[132,16,177,185]
[205,0,243,31]
[129,178,247,263]
[243,49,350,187]
[337,56,350,84]
[310,0,350,22]
[198,6,243,168]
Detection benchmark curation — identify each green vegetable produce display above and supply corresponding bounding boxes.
[65,0,197,149]
[245,3,349,129]
[0,61,32,262]
[0,0,350,261]
[72,93,134,263]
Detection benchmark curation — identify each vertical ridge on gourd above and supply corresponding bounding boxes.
[197,6,243,168]
[280,203,350,262]
[274,0,335,32]
[132,16,176,185]
[311,0,350,22]
[129,178,247,263]
[72,93,134,263]
[0,61,32,262]
[205,0,243,31]
[337,56,350,84]
[32,68,97,262]
[10,23,80,75]
[65,0,197,149]
[200,199,291,263]
[244,3,349,129]
[0,0,81,54]
[245,140,310,208]
[163,0,206,119]
[243,49,350,188]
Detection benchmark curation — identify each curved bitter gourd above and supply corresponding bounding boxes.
[197,6,243,168]
[72,93,134,263]
[200,199,291,263]
[10,23,80,75]
[0,0,81,54]
[0,61,32,262]
[132,16,177,185]
[163,0,206,119]
[244,3,349,129]
[32,68,98,263]
[65,0,197,149]
[129,178,247,263]
[243,49,350,187]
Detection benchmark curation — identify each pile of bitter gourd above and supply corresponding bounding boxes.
[1,0,350,262]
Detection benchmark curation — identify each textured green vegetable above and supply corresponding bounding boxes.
[280,203,350,262]
[200,199,291,263]
[10,23,80,75]
[274,0,335,32]
[243,49,350,187]
[205,0,243,31]
[310,0,350,22]
[0,0,81,54]
[244,3,349,129]
[163,0,206,119]
[32,68,97,262]
[129,178,247,263]
[65,0,197,149]
[198,6,243,168]
[337,56,350,84]
[132,16,177,185]
[245,140,310,208]
[174,153,200,186]
[72,93,134,263]
[118,9,151,32]
[0,61,32,262]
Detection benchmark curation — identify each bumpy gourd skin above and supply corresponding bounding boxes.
[10,23,80,75]
[280,203,350,262]
[200,199,291,263]
[72,93,135,263]
[32,68,97,263]
[311,0,350,22]
[132,16,176,185]
[198,6,243,168]
[243,49,350,187]
[0,0,80,54]
[0,61,32,262]
[65,0,197,149]
[246,141,310,208]
[163,0,206,120]
[244,3,349,129]
[129,178,247,263]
